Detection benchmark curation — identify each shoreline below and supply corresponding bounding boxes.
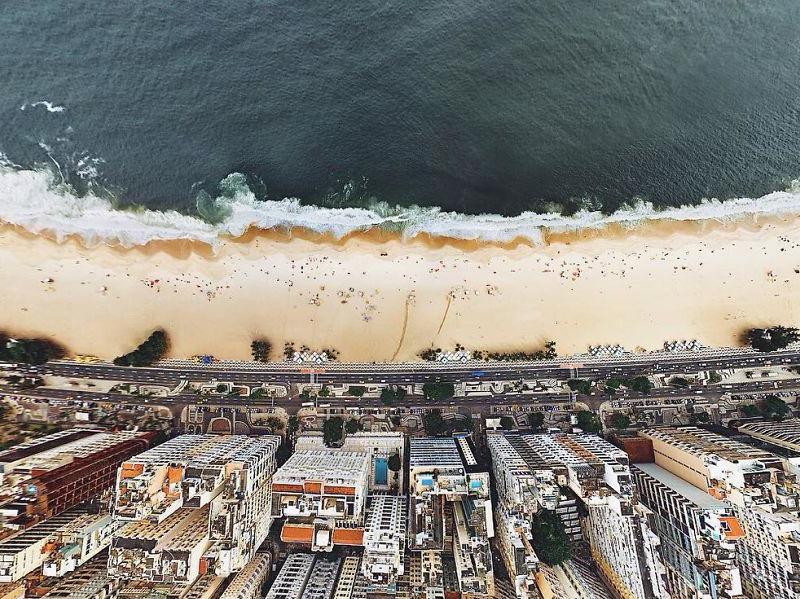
[0,213,798,362]
[4,209,795,256]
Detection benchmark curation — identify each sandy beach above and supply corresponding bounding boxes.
[0,215,798,362]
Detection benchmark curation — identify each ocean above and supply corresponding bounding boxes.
[1,1,799,245]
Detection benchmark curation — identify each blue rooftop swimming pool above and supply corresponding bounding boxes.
[375,457,388,486]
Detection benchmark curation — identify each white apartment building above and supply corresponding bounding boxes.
[408,435,494,597]
[266,553,315,599]
[639,426,800,599]
[295,431,404,492]
[334,556,362,599]
[219,553,270,599]
[514,434,667,599]
[0,508,109,583]
[110,434,280,582]
[631,461,744,598]
[272,449,370,551]
[41,512,118,577]
[739,419,800,453]
[363,495,407,592]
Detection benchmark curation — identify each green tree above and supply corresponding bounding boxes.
[746,326,800,352]
[530,510,571,565]
[323,417,344,446]
[250,339,271,362]
[113,330,169,367]
[762,395,790,419]
[422,382,455,401]
[576,411,601,433]
[0,333,66,365]
[567,379,591,395]
[670,377,690,388]
[388,452,402,472]
[610,413,631,430]
[263,416,284,432]
[528,412,546,431]
[423,409,446,436]
[345,418,361,434]
[348,386,366,397]
[318,385,330,397]
[628,376,653,394]
[380,386,406,406]
[500,416,516,430]
[708,371,723,384]
[741,404,760,417]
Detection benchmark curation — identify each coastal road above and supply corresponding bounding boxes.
[4,377,800,414]
[10,347,800,388]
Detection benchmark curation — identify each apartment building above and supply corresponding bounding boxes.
[408,434,494,598]
[272,449,370,551]
[41,552,123,599]
[295,431,405,492]
[334,556,362,599]
[110,434,280,583]
[304,556,343,599]
[265,553,315,599]
[639,426,800,599]
[556,559,614,598]
[363,495,407,592]
[219,553,270,599]
[508,433,667,599]
[534,560,613,599]
[739,419,800,453]
[630,460,743,598]
[0,429,151,527]
[0,507,110,582]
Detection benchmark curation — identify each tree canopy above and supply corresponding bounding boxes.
[113,330,168,367]
[567,379,591,395]
[323,417,344,446]
[388,452,402,472]
[528,412,545,431]
[422,382,455,401]
[741,404,760,417]
[605,376,652,394]
[500,416,516,430]
[746,326,800,352]
[348,386,366,397]
[345,418,361,434]
[530,510,571,565]
[762,395,790,419]
[576,410,602,433]
[609,413,631,430]
[250,339,272,362]
[423,409,446,436]
[0,334,65,365]
[472,340,557,362]
[380,386,407,405]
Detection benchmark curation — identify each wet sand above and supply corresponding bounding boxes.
[0,215,798,362]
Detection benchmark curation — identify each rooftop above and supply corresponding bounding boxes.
[409,438,463,469]
[633,462,725,510]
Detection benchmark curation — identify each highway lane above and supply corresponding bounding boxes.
[10,347,800,388]
[3,377,799,413]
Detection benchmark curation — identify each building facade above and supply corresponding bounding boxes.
[639,426,800,599]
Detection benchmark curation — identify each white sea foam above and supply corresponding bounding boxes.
[0,166,798,249]
[19,101,66,113]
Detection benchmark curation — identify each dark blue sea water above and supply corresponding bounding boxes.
[1,1,800,225]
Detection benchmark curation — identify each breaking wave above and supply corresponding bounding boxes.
[0,166,799,249]
[19,101,66,113]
